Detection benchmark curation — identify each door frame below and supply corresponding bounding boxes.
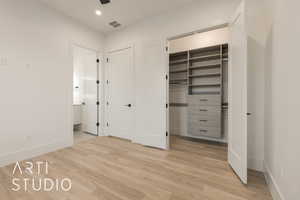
[164,23,229,149]
[104,45,136,140]
[164,1,248,184]
[71,44,102,141]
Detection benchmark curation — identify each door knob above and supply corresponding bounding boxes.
[125,104,132,108]
[82,102,86,105]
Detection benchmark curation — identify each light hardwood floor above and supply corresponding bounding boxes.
[74,131,97,144]
[0,136,272,200]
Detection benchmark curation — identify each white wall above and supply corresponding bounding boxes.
[105,0,268,172]
[104,0,240,147]
[0,0,269,176]
[0,0,104,167]
[264,0,300,199]
[106,0,239,144]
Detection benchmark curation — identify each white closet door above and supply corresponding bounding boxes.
[133,41,167,149]
[81,49,98,136]
[107,47,135,140]
[228,1,248,184]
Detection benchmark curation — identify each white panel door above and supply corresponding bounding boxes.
[81,48,99,136]
[228,1,248,184]
[107,47,134,140]
[134,41,167,149]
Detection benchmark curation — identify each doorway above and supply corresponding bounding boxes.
[167,27,229,143]
[105,47,135,141]
[167,1,248,184]
[73,45,100,143]
[167,27,230,157]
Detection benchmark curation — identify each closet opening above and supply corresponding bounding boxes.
[72,45,100,144]
[167,26,229,150]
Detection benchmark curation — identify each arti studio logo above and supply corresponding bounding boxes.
[11,161,72,192]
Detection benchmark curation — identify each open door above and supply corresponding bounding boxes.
[81,48,99,136]
[133,41,168,149]
[228,1,248,184]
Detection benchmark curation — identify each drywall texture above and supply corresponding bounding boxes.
[264,0,300,199]
[0,0,104,166]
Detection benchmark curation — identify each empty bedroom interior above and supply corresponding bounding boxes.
[0,0,299,200]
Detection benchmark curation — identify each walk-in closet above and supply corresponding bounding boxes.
[169,27,229,143]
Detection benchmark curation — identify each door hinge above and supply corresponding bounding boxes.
[166,132,169,137]
[106,102,109,106]
[96,122,100,127]
[96,59,100,63]
[96,101,100,106]
[106,122,109,127]
[106,58,109,63]
[96,80,100,84]
[106,80,109,84]
[166,46,169,52]
[166,104,168,109]
[166,75,168,80]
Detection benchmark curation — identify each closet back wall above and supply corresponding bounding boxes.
[0,0,104,167]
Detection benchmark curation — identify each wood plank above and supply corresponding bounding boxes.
[0,136,272,200]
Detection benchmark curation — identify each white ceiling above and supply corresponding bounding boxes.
[39,0,196,34]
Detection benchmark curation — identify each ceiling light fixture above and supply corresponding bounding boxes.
[95,10,102,16]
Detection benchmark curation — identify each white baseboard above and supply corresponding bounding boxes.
[264,162,285,200]
[0,140,73,168]
[248,157,264,172]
